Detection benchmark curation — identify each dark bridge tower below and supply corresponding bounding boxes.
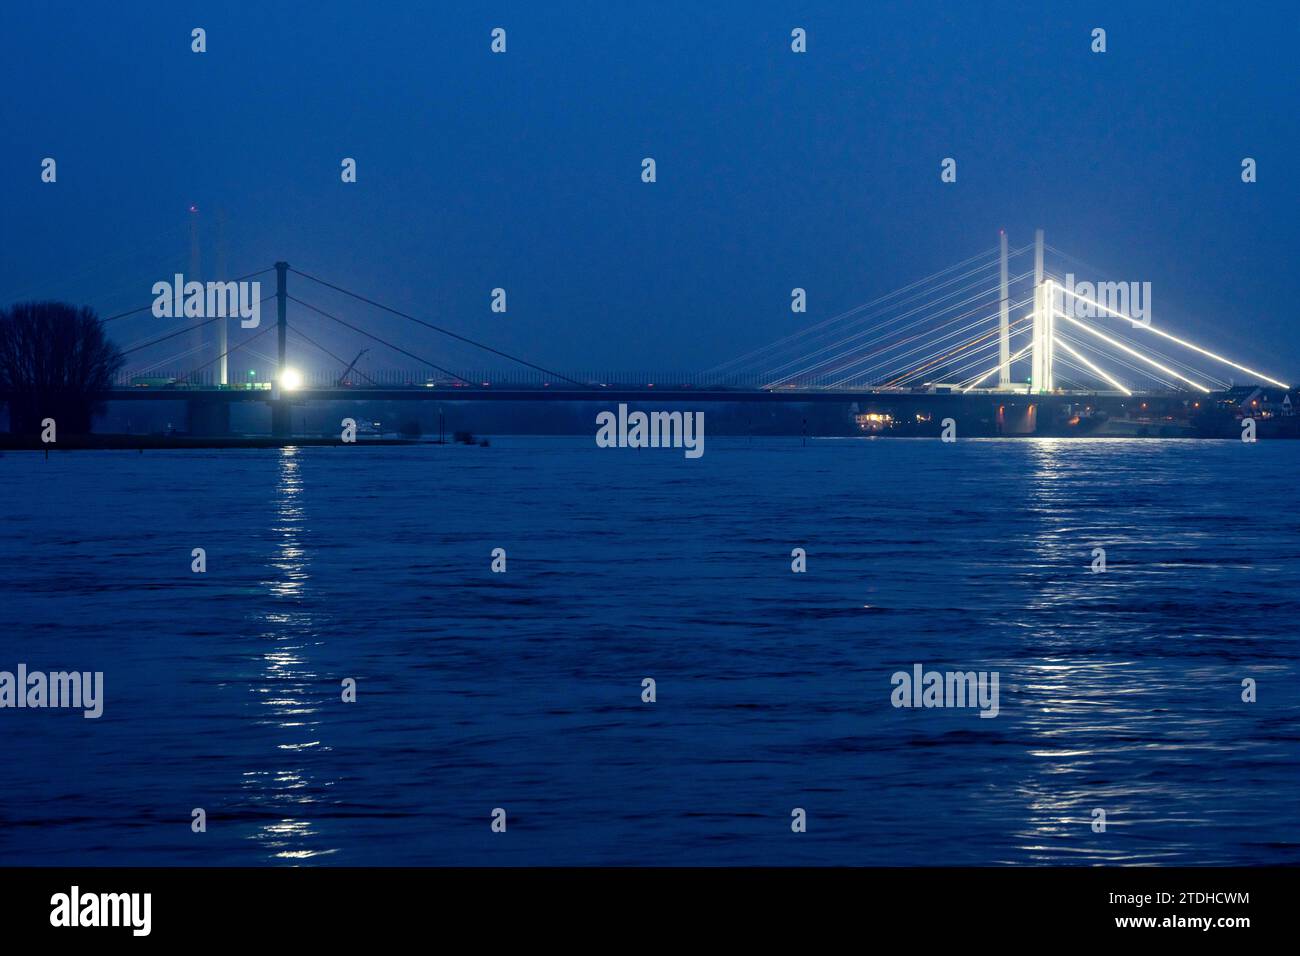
[276,261,288,376]
[270,261,292,437]
[188,205,204,377]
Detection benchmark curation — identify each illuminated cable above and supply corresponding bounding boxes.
[1048,280,1287,388]
[1053,310,1210,393]
[1052,336,1131,395]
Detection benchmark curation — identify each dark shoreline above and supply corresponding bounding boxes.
[0,435,428,451]
[0,432,1284,451]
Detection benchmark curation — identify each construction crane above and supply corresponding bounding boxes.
[338,348,370,386]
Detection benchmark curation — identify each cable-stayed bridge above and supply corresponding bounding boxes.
[27,229,1293,437]
[707,229,1286,396]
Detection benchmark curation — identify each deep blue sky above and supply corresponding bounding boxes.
[1,1,1296,378]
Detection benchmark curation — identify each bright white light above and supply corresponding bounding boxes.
[279,367,304,391]
[963,341,1033,392]
[1053,310,1211,393]
[1047,280,1289,389]
[1053,336,1132,396]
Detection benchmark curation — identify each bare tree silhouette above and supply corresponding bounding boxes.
[0,301,124,435]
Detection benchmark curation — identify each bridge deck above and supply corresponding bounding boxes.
[97,386,1160,404]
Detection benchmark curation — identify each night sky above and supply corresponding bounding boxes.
[2,1,1296,377]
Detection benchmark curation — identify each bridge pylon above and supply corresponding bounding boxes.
[275,261,289,381]
[1030,228,1054,393]
[271,261,292,437]
[998,230,1010,388]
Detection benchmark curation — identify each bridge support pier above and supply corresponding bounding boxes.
[997,401,1037,435]
[186,400,231,437]
[270,400,293,438]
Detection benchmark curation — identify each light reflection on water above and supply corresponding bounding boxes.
[244,447,336,862]
[1015,443,1125,862]
[2,437,1299,865]
[1004,439,1244,864]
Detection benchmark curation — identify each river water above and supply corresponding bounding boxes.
[1,437,1297,865]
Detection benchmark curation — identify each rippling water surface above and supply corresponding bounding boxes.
[2,437,1298,865]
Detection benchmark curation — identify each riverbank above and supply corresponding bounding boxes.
[0,434,427,451]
